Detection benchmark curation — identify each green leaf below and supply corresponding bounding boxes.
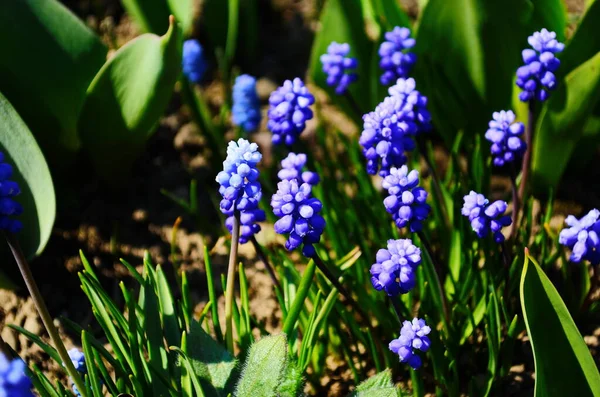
[520,251,600,396]
[0,92,56,258]
[0,0,107,164]
[369,0,410,31]
[155,265,181,348]
[235,334,288,397]
[531,51,600,189]
[282,259,316,336]
[122,0,193,35]
[349,369,402,397]
[276,360,305,397]
[559,0,600,78]
[78,16,182,184]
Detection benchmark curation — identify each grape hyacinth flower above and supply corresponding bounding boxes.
[378,27,417,85]
[485,110,527,167]
[67,349,87,397]
[277,153,320,185]
[370,239,421,296]
[267,78,315,146]
[216,139,265,244]
[389,318,431,370]
[387,78,432,135]
[232,74,261,133]
[559,209,600,264]
[0,354,33,396]
[320,42,358,95]
[271,179,326,257]
[462,191,512,243]
[182,39,207,84]
[0,152,23,233]
[382,166,431,232]
[516,29,565,102]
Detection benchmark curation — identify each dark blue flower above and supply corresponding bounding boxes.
[516,29,564,102]
[485,110,526,167]
[267,78,315,146]
[182,39,207,84]
[232,74,261,133]
[389,318,431,370]
[461,191,512,243]
[320,42,358,95]
[382,166,430,232]
[370,239,421,296]
[0,354,33,397]
[379,27,417,85]
[271,179,325,257]
[277,153,320,185]
[559,209,600,264]
[0,152,23,233]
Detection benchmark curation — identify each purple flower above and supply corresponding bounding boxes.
[370,239,421,296]
[559,209,600,264]
[320,42,358,95]
[271,179,325,257]
[461,191,512,243]
[0,152,23,233]
[277,153,320,185]
[516,29,564,102]
[389,318,431,370]
[267,78,315,146]
[485,110,527,167]
[0,354,33,397]
[182,39,207,84]
[232,74,261,133]
[379,27,417,85]
[382,166,431,232]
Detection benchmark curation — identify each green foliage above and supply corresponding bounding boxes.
[349,369,403,396]
[520,252,600,396]
[122,0,193,35]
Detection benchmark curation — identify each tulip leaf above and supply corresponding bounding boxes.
[520,252,600,396]
[78,16,182,184]
[0,0,107,165]
[0,92,56,259]
[122,0,193,35]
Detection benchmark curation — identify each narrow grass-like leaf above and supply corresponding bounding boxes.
[170,346,206,397]
[156,265,181,347]
[282,259,317,336]
[82,331,103,396]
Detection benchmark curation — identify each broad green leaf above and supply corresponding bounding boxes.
[348,369,402,397]
[531,51,600,189]
[235,334,288,397]
[0,93,56,258]
[0,0,107,164]
[558,0,600,78]
[369,0,410,31]
[78,16,182,184]
[520,252,600,396]
[122,0,193,35]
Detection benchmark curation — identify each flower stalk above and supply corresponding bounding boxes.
[224,211,240,352]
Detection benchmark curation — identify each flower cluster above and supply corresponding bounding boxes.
[182,39,207,84]
[0,153,23,233]
[271,179,326,257]
[277,153,320,185]
[485,110,527,167]
[559,209,600,264]
[370,239,421,296]
[232,74,261,133]
[382,166,431,232]
[389,318,431,370]
[516,29,564,102]
[320,42,358,95]
[216,139,265,244]
[387,78,432,135]
[68,349,87,397]
[267,78,315,146]
[462,191,512,243]
[0,354,33,397]
[378,27,417,85]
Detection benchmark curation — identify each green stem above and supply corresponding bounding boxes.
[519,102,535,204]
[250,236,283,297]
[225,211,240,352]
[417,231,450,324]
[509,165,519,242]
[4,233,88,397]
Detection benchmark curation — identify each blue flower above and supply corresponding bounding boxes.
[485,110,527,167]
[461,191,512,243]
[216,139,265,244]
[387,78,431,135]
[379,27,417,85]
[271,179,326,257]
[0,152,23,233]
[320,42,358,95]
[389,318,431,370]
[370,239,421,296]
[516,29,564,102]
[232,74,261,133]
[277,153,320,185]
[267,78,315,146]
[559,209,600,264]
[0,354,33,397]
[67,349,87,397]
[182,39,207,84]
[382,166,431,232]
